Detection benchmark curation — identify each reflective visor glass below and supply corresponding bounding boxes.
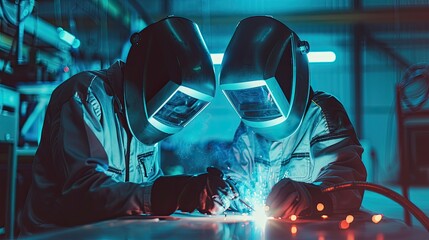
[153,90,209,127]
[224,85,282,121]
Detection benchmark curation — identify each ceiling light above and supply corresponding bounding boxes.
[210,51,336,65]
[57,27,80,49]
[307,51,336,63]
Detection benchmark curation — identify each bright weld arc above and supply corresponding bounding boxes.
[252,205,270,225]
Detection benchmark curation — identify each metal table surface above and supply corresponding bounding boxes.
[22,211,429,240]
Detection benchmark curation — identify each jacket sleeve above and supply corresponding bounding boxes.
[49,86,153,226]
[309,94,367,213]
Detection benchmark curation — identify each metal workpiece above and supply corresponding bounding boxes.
[19,211,429,240]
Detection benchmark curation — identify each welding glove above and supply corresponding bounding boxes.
[151,167,237,216]
[265,178,332,218]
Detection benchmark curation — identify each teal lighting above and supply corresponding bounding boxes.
[211,51,336,65]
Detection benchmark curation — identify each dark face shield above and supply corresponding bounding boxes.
[220,16,310,140]
[149,86,211,132]
[124,17,216,145]
[223,79,288,126]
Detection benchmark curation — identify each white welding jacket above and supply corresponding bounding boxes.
[224,91,367,213]
[19,61,162,235]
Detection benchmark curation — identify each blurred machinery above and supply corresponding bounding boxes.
[0,84,19,239]
[0,1,73,238]
[396,64,429,186]
[1,0,73,146]
[0,0,73,85]
[396,63,429,225]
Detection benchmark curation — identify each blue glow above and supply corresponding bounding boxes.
[211,51,336,64]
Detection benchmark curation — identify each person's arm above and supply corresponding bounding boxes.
[51,85,235,224]
[266,94,367,218]
[309,104,367,213]
[50,87,151,226]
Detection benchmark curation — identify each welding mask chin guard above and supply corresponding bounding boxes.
[124,16,216,145]
[219,16,311,141]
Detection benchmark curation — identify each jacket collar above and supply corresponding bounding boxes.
[106,60,126,108]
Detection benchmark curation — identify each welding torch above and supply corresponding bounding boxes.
[206,167,255,212]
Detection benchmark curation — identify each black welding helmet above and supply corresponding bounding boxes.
[219,16,311,141]
[124,16,216,145]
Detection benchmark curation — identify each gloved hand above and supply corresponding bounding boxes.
[151,167,237,216]
[265,178,332,218]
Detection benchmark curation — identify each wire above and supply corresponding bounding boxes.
[322,181,429,232]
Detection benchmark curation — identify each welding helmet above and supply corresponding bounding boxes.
[219,16,311,140]
[124,16,216,145]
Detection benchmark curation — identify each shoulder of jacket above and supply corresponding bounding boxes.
[310,91,354,134]
[49,71,107,109]
[311,91,341,107]
[52,71,89,95]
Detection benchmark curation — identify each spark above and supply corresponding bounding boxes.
[346,215,354,223]
[339,220,350,230]
[290,225,298,235]
[372,214,383,224]
[316,203,325,212]
[263,205,270,212]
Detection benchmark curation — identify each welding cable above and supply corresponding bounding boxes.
[321,181,429,232]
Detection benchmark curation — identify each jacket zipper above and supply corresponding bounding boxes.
[138,152,153,178]
[125,132,131,182]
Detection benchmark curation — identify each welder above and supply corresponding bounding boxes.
[219,16,367,218]
[18,16,235,235]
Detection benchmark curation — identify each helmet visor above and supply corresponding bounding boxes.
[151,89,209,128]
[223,85,283,122]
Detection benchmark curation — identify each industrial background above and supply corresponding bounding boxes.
[1,0,429,237]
